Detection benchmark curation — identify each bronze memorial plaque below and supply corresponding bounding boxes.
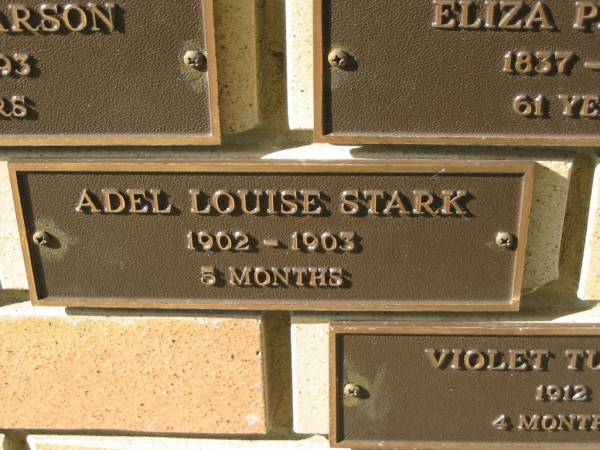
[0,0,219,145]
[331,323,600,449]
[316,0,600,146]
[10,160,532,311]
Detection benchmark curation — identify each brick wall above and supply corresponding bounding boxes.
[0,1,598,449]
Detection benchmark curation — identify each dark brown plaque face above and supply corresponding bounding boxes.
[10,160,532,311]
[316,0,600,146]
[0,0,219,145]
[331,323,600,449]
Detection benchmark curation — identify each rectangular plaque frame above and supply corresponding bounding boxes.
[0,0,220,146]
[10,160,532,311]
[315,0,600,147]
[330,322,600,449]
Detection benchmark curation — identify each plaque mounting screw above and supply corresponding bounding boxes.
[183,50,205,69]
[343,383,363,398]
[32,230,49,246]
[495,231,517,250]
[328,48,352,70]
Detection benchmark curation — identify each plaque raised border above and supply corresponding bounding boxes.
[330,322,600,449]
[315,0,600,147]
[0,0,220,146]
[10,160,532,311]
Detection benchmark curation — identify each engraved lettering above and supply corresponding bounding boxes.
[329,267,344,287]
[509,349,530,370]
[574,1,599,30]
[530,349,551,370]
[488,349,508,370]
[292,267,308,285]
[88,1,114,31]
[267,190,277,214]
[424,349,550,370]
[76,189,170,214]
[301,190,323,215]
[38,3,61,32]
[558,415,577,431]
[211,190,235,214]
[101,189,126,213]
[432,0,556,30]
[451,348,464,369]
[425,348,453,369]
[63,3,88,32]
[559,95,582,116]
[541,415,558,431]
[558,94,600,119]
[8,4,40,32]
[280,190,299,215]
[459,0,482,29]
[227,266,347,288]
[565,350,585,370]
[363,190,384,215]
[342,190,471,216]
[190,189,210,214]
[438,190,469,215]
[271,267,291,287]
[75,189,100,213]
[383,191,410,216]
[464,349,486,370]
[126,189,148,214]
[0,3,117,34]
[523,1,554,30]
[579,415,593,430]
[149,189,172,214]
[485,0,498,29]
[519,414,600,431]
[309,267,328,287]
[581,95,600,117]
[432,0,457,28]
[498,0,524,30]
[340,190,360,215]
[586,350,600,369]
[412,190,436,215]
[238,190,261,214]
[519,414,541,431]
[229,266,251,286]
[254,267,271,287]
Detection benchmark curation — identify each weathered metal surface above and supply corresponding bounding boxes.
[0,0,219,145]
[316,0,600,146]
[330,322,600,449]
[10,160,532,311]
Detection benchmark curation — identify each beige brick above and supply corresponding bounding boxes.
[27,435,336,450]
[0,302,266,434]
[522,160,572,293]
[0,161,27,290]
[286,0,314,130]
[579,158,600,300]
[291,319,329,434]
[214,0,258,134]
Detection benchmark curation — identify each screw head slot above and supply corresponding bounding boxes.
[495,231,517,250]
[183,50,205,69]
[328,48,353,70]
[32,230,49,246]
[343,383,363,398]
